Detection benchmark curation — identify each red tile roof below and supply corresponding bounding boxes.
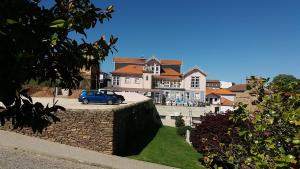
[221,97,234,106]
[113,58,146,64]
[206,88,235,96]
[160,60,182,65]
[113,58,182,65]
[161,68,181,76]
[228,84,247,92]
[112,65,144,75]
[153,68,182,80]
[184,66,207,77]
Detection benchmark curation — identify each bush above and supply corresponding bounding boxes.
[190,112,241,167]
[175,115,185,127]
[177,126,191,137]
[191,77,300,168]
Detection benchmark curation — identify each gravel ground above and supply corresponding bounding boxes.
[0,146,105,169]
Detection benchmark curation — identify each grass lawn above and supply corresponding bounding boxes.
[129,126,205,169]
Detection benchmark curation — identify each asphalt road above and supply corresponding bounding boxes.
[0,146,105,169]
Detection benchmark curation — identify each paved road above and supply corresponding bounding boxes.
[0,130,175,169]
[0,146,104,169]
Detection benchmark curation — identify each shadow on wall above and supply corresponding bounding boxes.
[113,100,162,156]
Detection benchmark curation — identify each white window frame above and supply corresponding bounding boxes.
[112,76,120,86]
[125,77,130,84]
[191,76,200,88]
[135,77,140,84]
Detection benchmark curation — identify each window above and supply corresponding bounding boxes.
[135,78,140,84]
[191,76,200,88]
[195,93,200,100]
[125,77,130,84]
[146,75,149,81]
[106,91,114,95]
[214,98,218,102]
[155,66,160,74]
[112,76,120,86]
[186,92,190,99]
[160,115,166,119]
[170,116,176,120]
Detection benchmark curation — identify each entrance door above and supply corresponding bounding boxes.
[215,107,220,113]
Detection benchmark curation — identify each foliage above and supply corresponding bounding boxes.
[130,126,204,169]
[177,126,191,137]
[191,76,300,168]
[190,112,241,168]
[175,114,185,127]
[0,0,117,131]
[175,114,187,137]
[271,74,300,93]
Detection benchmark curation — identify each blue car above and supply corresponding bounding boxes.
[78,90,119,105]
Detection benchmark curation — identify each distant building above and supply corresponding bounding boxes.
[99,72,111,88]
[206,80,221,88]
[220,81,233,88]
[108,56,207,104]
[207,80,233,89]
[206,88,236,112]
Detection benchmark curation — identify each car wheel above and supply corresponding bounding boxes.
[83,99,89,104]
[107,100,113,105]
[117,99,122,104]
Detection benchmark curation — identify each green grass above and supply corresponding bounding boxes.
[129,126,205,169]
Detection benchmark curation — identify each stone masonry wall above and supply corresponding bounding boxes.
[0,100,161,155]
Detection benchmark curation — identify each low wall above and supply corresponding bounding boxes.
[0,100,162,156]
[156,105,214,126]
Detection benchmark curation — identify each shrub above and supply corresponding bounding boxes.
[175,115,185,127]
[191,77,300,168]
[190,112,241,167]
[177,126,192,137]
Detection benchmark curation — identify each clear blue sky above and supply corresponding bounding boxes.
[43,0,300,83]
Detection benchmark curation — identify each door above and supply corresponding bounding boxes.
[95,92,106,103]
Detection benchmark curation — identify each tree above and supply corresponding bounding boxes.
[0,0,117,132]
[271,74,300,93]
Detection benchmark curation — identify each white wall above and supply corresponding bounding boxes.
[220,81,233,88]
[156,105,213,127]
[221,95,235,102]
[183,71,206,92]
[183,71,206,102]
[119,76,143,88]
[206,94,221,105]
[142,73,152,89]
[220,106,235,112]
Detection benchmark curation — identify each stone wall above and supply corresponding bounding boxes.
[0,100,162,155]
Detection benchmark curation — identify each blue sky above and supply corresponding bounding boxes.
[43,0,300,83]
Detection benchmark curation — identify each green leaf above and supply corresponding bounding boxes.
[0,30,6,35]
[6,19,17,24]
[50,19,66,28]
[50,34,58,46]
[285,154,295,163]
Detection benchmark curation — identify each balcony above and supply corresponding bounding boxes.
[153,80,183,90]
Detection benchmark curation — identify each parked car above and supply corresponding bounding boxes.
[97,89,125,103]
[78,90,119,105]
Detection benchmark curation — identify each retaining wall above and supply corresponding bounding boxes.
[1,100,162,156]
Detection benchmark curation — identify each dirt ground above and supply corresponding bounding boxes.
[26,85,81,98]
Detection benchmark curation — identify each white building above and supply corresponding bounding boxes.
[206,88,236,112]
[108,56,207,105]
